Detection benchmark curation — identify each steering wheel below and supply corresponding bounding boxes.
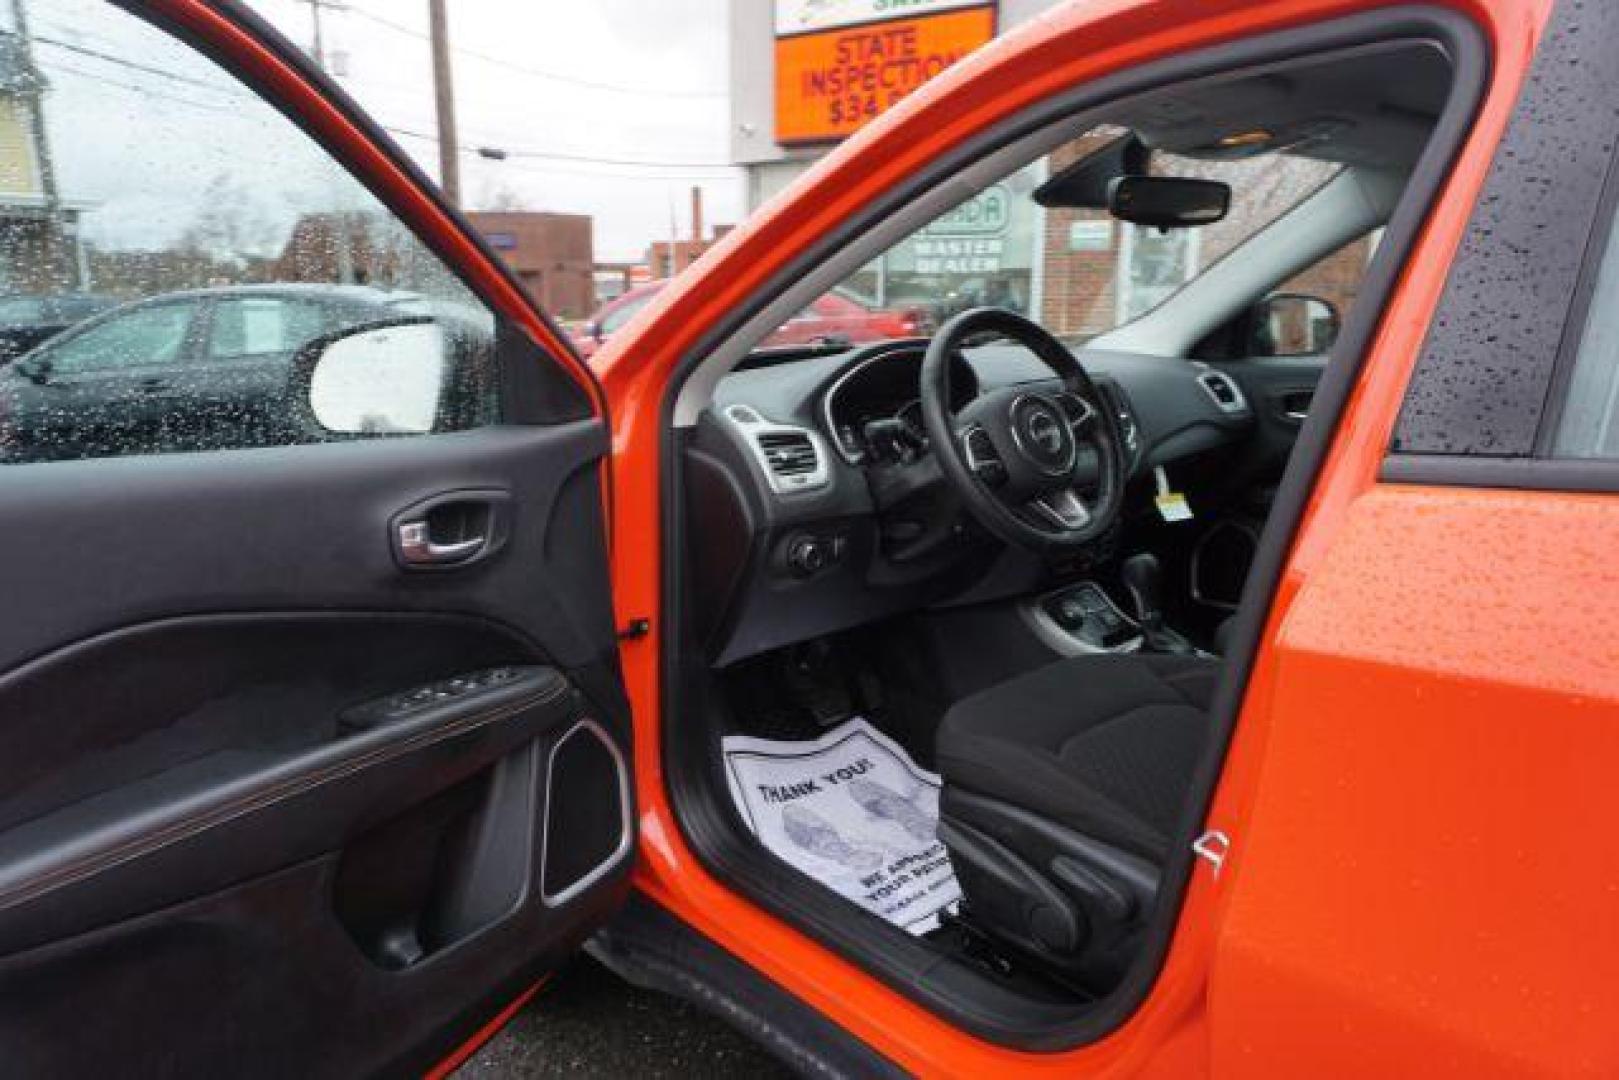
[920,307,1126,552]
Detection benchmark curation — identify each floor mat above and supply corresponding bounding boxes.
[722,718,961,935]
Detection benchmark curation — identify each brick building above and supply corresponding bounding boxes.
[643,189,733,280]
[467,211,595,320]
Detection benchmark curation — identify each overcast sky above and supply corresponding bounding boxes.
[9,0,740,265]
[239,0,741,261]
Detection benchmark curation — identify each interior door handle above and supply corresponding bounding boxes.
[397,520,486,566]
[390,489,510,571]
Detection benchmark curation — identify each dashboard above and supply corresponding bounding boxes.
[687,338,1257,666]
[820,345,978,466]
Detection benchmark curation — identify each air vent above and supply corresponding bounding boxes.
[724,405,830,494]
[1194,368,1248,414]
[758,430,818,477]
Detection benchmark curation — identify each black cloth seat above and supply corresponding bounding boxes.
[935,653,1218,864]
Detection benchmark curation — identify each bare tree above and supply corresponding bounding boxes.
[177,173,279,268]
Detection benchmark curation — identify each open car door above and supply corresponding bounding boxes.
[0,2,632,1075]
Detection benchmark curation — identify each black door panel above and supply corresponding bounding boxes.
[0,782,617,1078]
[0,613,538,840]
[0,3,633,1070]
[0,422,632,1074]
[0,424,616,677]
[0,668,584,962]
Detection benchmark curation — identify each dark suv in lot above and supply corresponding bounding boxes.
[0,283,450,463]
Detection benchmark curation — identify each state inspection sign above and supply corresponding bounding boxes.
[774,3,996,146]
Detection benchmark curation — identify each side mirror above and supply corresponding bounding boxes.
[294,318,448,436]
[17,358,51,386]
[1249,293,1340,357]
[1108,175,1230,229]
[588,321,604,343]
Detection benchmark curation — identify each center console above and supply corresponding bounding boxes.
[1024,581,1142,654]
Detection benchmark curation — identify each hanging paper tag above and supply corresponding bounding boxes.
[1154,465,1193,522]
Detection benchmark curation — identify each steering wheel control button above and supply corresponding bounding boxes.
[1008,393,1078,477]
[961,426,1007,486]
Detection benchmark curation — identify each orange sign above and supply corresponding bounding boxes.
[774,6,995,146]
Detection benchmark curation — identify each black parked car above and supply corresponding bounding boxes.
[0,284,483,463]
[0,292,119,362]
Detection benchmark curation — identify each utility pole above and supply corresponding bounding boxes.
[297,0,345,70]
[428,0,461,209]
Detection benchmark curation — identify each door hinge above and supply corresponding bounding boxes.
[617,618,650,641]
[1193,830,1231,878]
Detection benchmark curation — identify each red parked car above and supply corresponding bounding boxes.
[573,281,928,359]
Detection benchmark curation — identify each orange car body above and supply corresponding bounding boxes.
[584,0,1612,1075]
[108,0,1619,1074]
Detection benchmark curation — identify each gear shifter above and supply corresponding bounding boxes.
[1120,553,1196,654]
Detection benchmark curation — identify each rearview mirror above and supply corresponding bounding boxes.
[1107,175,1230,229]
[299,319,447,435]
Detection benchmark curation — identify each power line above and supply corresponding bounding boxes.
[44,58,728,187]
[462,155,736,183]
[342,5,725,100]
[34,33,247,96]
[47,58,240,114]
[381,124,733,172]
[42,58,731,180]
[34,26,734,175]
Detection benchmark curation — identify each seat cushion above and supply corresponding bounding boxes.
[935,654,1218,862]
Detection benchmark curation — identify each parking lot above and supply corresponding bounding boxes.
[454,959,790,1079]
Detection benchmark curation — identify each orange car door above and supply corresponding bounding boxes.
[1207,1,1619,1073]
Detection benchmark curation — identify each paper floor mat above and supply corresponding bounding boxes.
[722,718,960,935]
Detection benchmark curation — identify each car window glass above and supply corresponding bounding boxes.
[1552,209,1619,459]
[764,126,1338,349]
[0,0,500,464]
[0,298,46,323]
[208,298,329,360]
[46,303,193,374]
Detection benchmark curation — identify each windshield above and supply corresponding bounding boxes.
[764,127,1341,348]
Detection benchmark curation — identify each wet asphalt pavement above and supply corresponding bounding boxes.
[453,957,794,1079]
